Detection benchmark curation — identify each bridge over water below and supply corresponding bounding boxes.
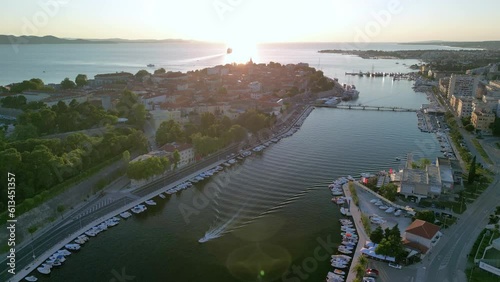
[315,104,418,112]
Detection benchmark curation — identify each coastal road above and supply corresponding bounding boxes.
[421,175,500,282]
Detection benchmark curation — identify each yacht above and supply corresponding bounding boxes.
[24,275,38,281]
[120,211,132,219]
[147,64,155,67]
[131,204,147,214]
[145,199,157,206]
[65,244,81,251]
[334,269,346,276]
[37,266,51,275]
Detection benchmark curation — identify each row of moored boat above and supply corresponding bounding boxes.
[327,176,358,282]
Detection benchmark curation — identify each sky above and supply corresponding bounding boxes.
[3,0,500,44]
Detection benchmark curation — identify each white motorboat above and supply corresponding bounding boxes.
[25,275,38,281]
[374,201,383,206]
[131,204,147,214]
[74,238,86,244]
[331,189,344,196]
[65,244,81,251]
[56,249,71,256]
[37,266,51,275]
[159,193,166,199]
[331,262,348,268]
[369,199,378,203]
[120,211,132,219]
[84,229,96,237]
[379,205,389,210]
[337,248,352,255]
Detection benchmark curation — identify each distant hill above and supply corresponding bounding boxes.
[0,35,197,44]
[400,41,500,50]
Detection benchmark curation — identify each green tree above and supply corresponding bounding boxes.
[379,183,398,201]
[122,150,131,163]
[415,210,436,223]
[154,68,166,74]
[468,155,476,184]
[135,70,150,80]
[172,150,180,169]
[116,90,146,127]
[75,74,88,87]
[370,225,385,244]
[228,124,247,142]
[60,77,76,89]
[13,123,39,140]
[156,119,184,146]
[0,95,27,108]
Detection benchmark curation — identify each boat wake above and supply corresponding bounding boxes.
[198,205,245,243]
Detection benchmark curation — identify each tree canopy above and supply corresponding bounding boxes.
[60,77,76,89]
[75,74,88,87]
[116,90,146,127]
[127,156,170,180]
[155,119,184,146]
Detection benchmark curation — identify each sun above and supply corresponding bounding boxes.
[224,37,259,64]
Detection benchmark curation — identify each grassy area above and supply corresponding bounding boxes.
[361,213,372,235]
[0,154,124,223]
[466,267,500,282]
[466,229,500,282]
[352,255,369,282]
[472,139,493,164]
[349,182,359,206]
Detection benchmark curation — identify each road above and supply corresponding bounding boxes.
[421,175,500,282]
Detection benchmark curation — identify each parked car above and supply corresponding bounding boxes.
[388,262,402,269]
[365,268,379,276]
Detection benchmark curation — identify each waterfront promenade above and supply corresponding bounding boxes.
[342,182,369,282]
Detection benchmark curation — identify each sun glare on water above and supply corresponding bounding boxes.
[224,38,259,64]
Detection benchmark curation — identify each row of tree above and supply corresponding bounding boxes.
[0,127,148,211]
[126,155,170,180]
[154,110,271,157]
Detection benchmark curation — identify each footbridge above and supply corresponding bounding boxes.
[316,104,418,112]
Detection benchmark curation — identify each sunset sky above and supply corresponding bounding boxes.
[4,0,500,44]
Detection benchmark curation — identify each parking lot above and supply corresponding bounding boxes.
[355,184,412,235]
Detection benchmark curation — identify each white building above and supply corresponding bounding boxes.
[447,74,479,98]
[150,109,182,130]
[403,219,442,257]
[140,94,167,110]
[248,81,262,92]
[159,143,194,168]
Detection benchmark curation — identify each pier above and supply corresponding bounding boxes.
[316,104,418,112]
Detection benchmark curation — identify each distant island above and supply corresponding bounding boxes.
[399,40,500,50]
[0,35,197,44]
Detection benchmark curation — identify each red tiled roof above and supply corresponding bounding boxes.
[402,239,429,254]
[159,143,192,153]
[405,219,440,240]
